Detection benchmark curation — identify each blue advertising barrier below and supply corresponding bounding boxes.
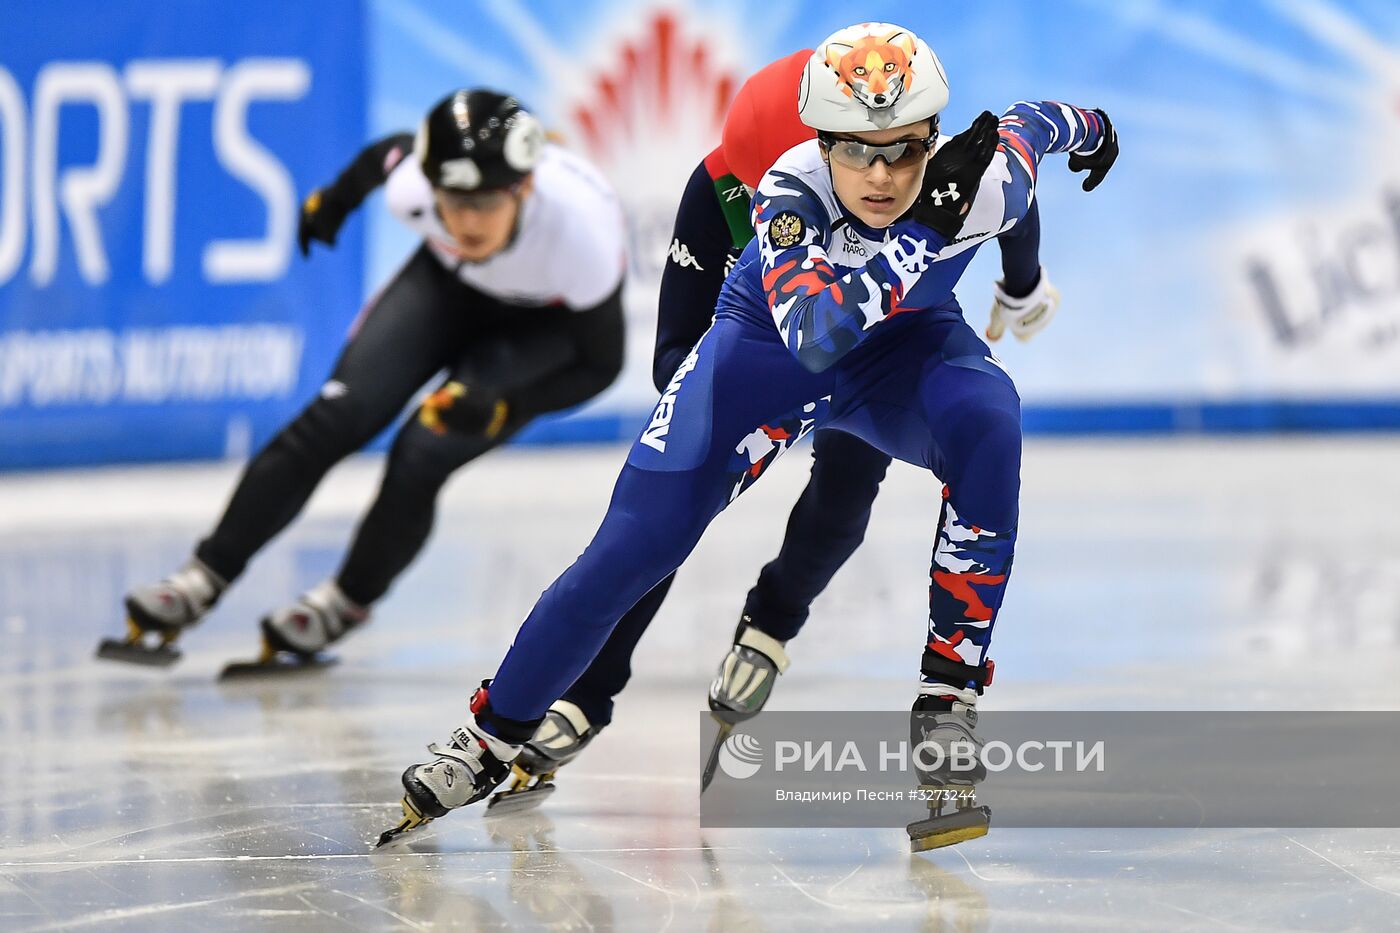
[0,1,366,469]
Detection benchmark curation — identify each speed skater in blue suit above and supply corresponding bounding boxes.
[376,21,1119,845]
[495,46,1057,793]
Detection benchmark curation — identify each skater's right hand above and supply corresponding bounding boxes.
[908,110,1000,240]
[419,381,510,440]
[297,188,351,257]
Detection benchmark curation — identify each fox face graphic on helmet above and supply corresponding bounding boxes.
[799,22,948,133]
[823,27,917,111]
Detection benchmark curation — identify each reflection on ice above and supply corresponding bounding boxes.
[3,440,1400,929]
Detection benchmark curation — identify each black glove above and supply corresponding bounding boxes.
[297,134,415,257]
[296,187,352,257]
[909,110,1000,240]
[418,381,510,440]
[1068,109,1118,192]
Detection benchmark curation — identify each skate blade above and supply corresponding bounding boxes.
[486,766,557,814]
[906,806,992,853]
[95,638,181,666]
[218,647,338,681]
[701,716,736,794]
[96,619,181,667]
[375,795,432,848]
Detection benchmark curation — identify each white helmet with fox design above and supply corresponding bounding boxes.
[797,22,949,132]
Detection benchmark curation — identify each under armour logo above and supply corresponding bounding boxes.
[927,183,960,206]
[668,238,704,271]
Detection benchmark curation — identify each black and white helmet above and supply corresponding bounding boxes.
[417,89,546,192]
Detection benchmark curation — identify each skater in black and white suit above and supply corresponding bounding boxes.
[102,89,626,670]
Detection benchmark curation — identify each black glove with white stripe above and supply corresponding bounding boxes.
[1068,109,1118,192]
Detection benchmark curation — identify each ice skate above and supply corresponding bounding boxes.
[377,685,523,847]
[701,620,790,792]
[487,700,599,814]
[98,560,225,667]
[906,684,992,852]
[219,580,366,680]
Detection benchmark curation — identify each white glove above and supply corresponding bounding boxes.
[986,267,1060,342]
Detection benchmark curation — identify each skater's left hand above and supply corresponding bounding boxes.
[1068,109,1118,192]
[986,269,1060,343]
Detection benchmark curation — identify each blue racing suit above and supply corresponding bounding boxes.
[488,101,1107,721]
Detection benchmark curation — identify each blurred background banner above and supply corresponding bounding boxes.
[0,1,366,469]
[367,0,1400,435]
[5,0,1400,469]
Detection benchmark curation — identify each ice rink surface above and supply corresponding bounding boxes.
[3,437,1400,931]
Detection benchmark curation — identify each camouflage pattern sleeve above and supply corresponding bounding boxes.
[754,168,950,373]
[996,101,1108,200]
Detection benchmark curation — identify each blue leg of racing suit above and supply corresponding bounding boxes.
[488,302,1021,724]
